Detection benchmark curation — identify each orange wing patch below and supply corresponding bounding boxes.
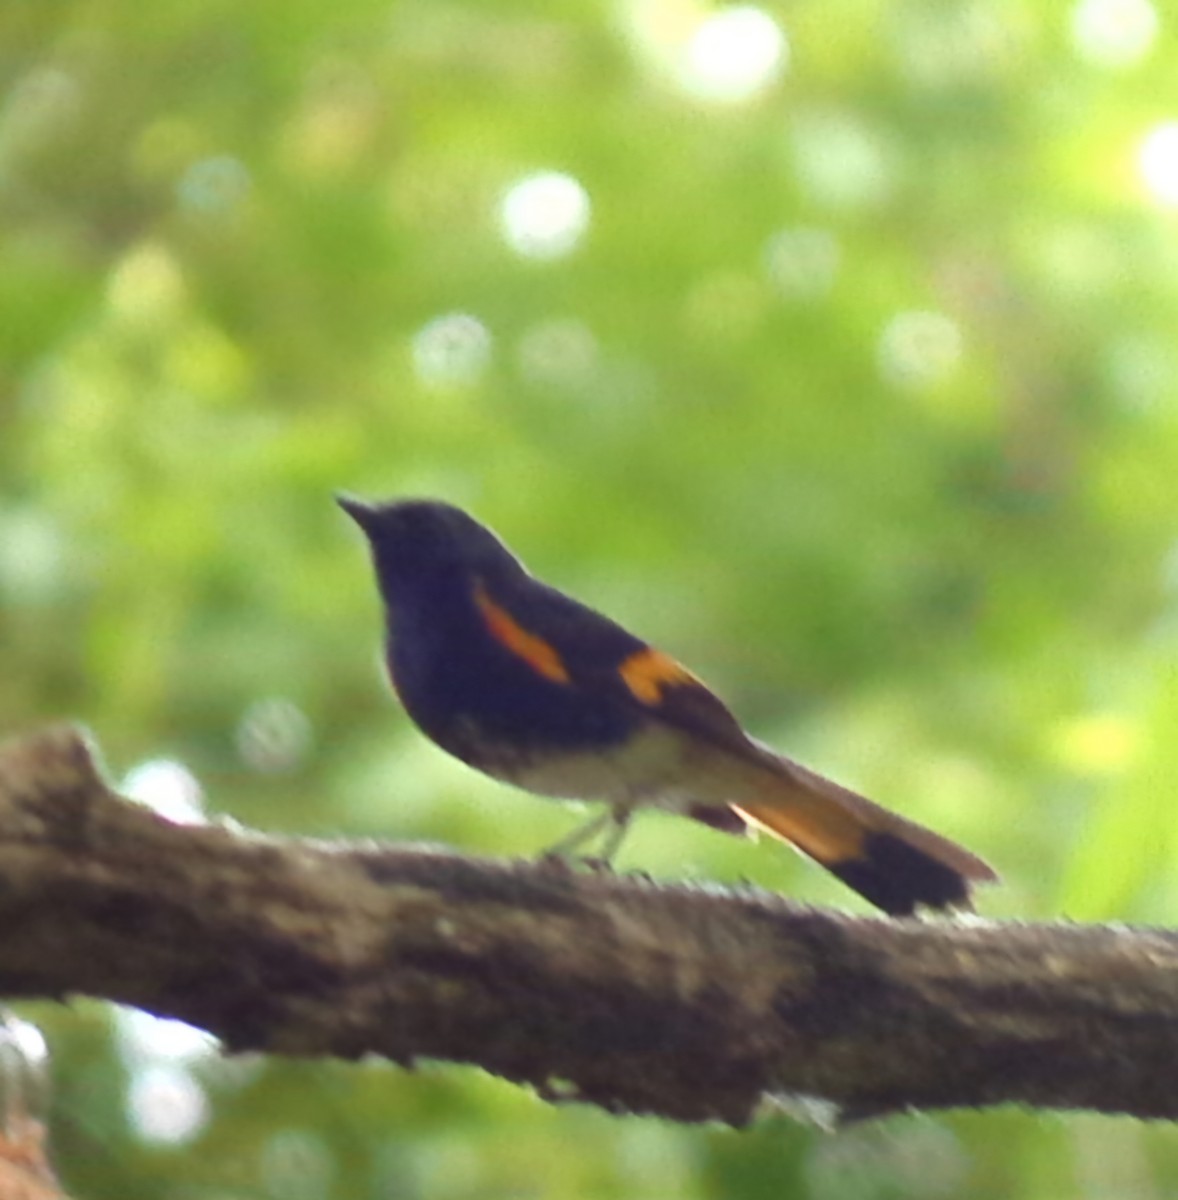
[473,583,571,684]
[618,647,702,705]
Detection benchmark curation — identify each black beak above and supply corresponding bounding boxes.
[336,494,379,535]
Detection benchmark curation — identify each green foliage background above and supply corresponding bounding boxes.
[3,0,1178,1195]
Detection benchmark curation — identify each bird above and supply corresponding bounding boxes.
[338,496,997,915]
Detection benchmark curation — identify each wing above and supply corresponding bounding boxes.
[481,570,758,759]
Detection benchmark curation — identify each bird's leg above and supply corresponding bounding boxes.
[540,809,615,860]
[540,804,635,865]
[595,805,634,864]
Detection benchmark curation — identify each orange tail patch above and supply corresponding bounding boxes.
[732,758,996,915]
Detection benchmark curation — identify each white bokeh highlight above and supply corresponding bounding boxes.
[878,310,964,389]
[127,1064,210,1145]
[122,759,206,825]
[679,6,789,103]
[116,1008,219,1068]
[1071,0,1158,68]
[499,171,591,260]
[411,312,493,387]
[1139,122,1178,206]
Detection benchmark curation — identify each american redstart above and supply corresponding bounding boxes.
[339,496,996,915]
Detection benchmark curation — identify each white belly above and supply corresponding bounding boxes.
[487,720,764,816]
[493,721,691,802]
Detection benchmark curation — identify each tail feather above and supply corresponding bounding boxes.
[732,753,996,916]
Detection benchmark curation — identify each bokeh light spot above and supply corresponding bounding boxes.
[116,1009,219,1068]
[128,1065,209,1146]
[890,4,1016,89]
[1139,122,1178,205]
[763,227,841,300]
[878,310,963,389]
[679,6,788,103]
[516,318,599,390]
[237,697,313,773]
[1051,714,1139,775]
[792,113,897,212]
[0,67,81,151]
[1071,0,1158,68]
[281,65,379,178]
[498,171,590,260]
[1103,335,1174,413]
[3,1016,48,1075]
[0,508,64,606]
[106,242,187,326]
[122,759,206,825]
[411,313,493,387]
[177,155,252,218]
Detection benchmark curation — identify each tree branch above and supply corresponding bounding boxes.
[0,725,1175,1126]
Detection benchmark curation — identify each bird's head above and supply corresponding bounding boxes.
[337,496,520,603]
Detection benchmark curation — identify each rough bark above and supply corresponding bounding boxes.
[0,724,1176,1126]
